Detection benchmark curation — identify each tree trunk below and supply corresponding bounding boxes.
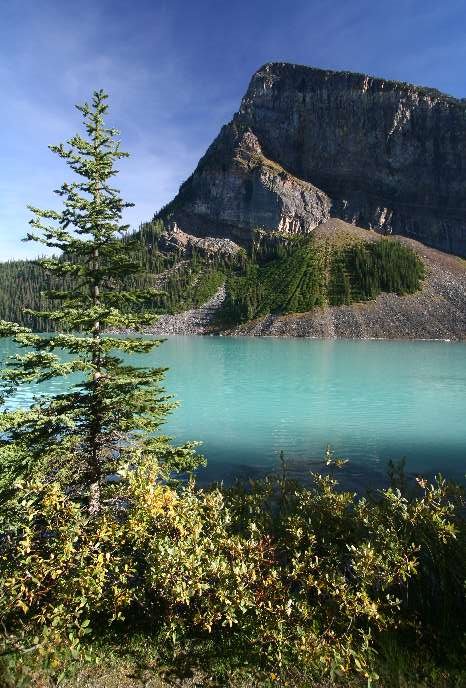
[89,240,102,514]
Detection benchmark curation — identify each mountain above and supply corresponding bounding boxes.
[160,62,466,257]
[1,64,465,339]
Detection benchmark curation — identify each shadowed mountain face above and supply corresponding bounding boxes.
[161,62,466,257]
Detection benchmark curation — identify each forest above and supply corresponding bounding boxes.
[0,223,425,331]
[222,234,425,325]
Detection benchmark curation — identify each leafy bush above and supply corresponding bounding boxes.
[1,459,464,685]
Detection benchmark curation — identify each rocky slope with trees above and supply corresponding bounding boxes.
[1,64,466,340]
[146,220,466,340]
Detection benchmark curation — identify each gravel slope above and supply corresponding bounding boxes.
[146,286,226,336]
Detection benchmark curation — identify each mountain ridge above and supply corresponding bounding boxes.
[160,62,466,256]
[1,64,465,340]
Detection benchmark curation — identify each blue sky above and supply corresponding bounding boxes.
[1,0,466,260]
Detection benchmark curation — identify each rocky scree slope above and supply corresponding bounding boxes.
[146,220,466,340]
[161,62,466,257]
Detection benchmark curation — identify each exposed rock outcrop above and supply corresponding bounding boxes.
[159,223,241,258]
[161,63,466,256]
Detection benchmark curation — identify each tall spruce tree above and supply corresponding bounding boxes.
[0,90,200,510]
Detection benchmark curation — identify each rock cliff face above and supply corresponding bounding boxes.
[162,63,466,256]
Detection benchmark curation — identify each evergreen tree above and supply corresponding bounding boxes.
[0,90,201,509]
[0,218,230,329]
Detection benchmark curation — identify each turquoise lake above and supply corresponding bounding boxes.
[1,336,465,486]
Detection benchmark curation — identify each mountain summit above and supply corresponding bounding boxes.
[161,62,466,257]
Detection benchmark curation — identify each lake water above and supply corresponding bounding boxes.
[1,336,465,487]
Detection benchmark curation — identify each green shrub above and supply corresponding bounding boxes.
[1,459,464,685]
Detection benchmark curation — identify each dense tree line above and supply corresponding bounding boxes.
[0,259,66,331]
[223,237,326,323]
[0,219,233,329]
[222,236,425,324]
[0,223,425,331]
[0,222,167,330]
[328,239,425,305]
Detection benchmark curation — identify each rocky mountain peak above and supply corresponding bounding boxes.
[160,62,466,256]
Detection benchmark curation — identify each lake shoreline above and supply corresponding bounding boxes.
[115,328,464,343]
